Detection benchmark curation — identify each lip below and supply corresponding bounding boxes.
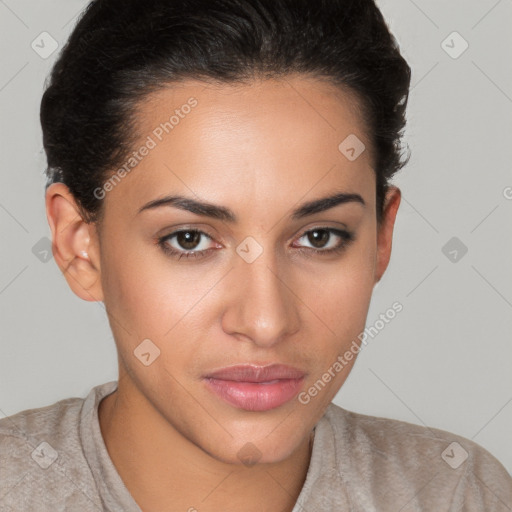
[203,364,306,412]
[205,363,306,382]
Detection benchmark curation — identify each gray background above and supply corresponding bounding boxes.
[1,0,511,474]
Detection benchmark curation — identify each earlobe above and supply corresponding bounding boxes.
[45,183,104,302]
[374,186,401,285]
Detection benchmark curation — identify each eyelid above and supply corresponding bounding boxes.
[162,227,219,248]
[158,224,349,245]
[157,225,217,242]
[292,226,354,251]
[157,225,354,260]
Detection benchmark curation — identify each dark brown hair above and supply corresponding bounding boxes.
[41,0,411,225]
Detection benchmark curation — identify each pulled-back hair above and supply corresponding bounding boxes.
[41,0,411,225]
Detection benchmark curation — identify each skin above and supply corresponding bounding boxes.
[45,75,401,512]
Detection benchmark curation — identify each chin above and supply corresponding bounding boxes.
[202,431,303,467]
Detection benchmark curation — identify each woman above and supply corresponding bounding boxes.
[1,0,510,510]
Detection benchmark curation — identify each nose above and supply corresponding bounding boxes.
[221,250,300,348]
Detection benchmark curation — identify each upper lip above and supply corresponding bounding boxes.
[204,364,306,382]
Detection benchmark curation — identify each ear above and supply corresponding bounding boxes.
[45,182,104,302]
[374,185,401,285]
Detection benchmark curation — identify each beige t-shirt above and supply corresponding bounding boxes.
[0,380,511,511]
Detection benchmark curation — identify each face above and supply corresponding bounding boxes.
[47,75,400,465]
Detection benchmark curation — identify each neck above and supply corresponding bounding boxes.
[98,380,314,512]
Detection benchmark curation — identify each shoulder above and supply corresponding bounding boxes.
[322,403,512,510]
[0,394,84,436]
[0,388,104,511]
[0,394,84,462]
[0,393,87,459]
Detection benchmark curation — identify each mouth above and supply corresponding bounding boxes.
[203,363,306,412]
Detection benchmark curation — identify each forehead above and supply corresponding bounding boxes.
[104,75,375,219]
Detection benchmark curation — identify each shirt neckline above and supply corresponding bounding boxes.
[79,380,335,512]
[80,380,142,511]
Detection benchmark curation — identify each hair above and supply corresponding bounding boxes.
[41,0,411,227]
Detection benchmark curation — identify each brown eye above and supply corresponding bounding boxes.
[157,229,217,260]
[175,230,202,250]
[307,229,331,249]
[294,227,355,255]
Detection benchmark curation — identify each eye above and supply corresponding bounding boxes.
[293,227,354,255]
[157,229,217,260]
[157,226,355,261]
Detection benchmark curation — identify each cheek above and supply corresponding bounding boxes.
[305,233,376,329]
[100,220,376,361]
[100,235,215,337]
[295,238,377,406]
[99,242,213,390]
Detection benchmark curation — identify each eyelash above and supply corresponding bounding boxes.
[156,227,355,261]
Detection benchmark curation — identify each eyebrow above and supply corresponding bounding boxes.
[137,191,365,222]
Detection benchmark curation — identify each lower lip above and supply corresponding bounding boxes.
[204,377,305,412]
